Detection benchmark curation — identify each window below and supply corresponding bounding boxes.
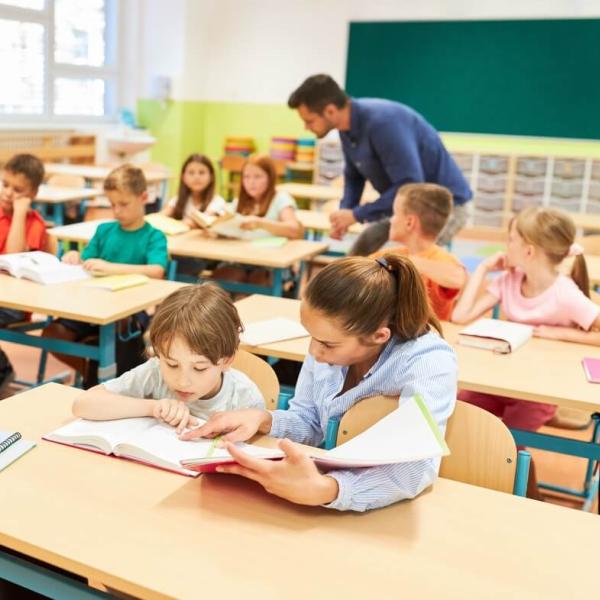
[0,0,117,119]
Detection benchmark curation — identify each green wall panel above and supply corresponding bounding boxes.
[346,19,600,140]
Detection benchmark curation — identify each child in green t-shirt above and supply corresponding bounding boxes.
[43,165,168,387]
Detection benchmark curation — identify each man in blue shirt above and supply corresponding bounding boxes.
[288,74,472,253]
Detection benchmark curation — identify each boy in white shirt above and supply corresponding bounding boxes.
[73,283,264,431]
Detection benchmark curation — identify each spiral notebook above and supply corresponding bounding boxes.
[0,431,36,472]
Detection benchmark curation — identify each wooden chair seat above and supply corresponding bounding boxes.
[546,407,591,431]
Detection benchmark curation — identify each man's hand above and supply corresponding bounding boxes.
[329,209,357,240]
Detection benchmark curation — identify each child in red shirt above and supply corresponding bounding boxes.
[0,153,52,391]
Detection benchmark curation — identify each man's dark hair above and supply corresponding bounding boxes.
[4,154,45,191]
[288,74,349,113]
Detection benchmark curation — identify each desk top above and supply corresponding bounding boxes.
[1,383,598,600]
[0,274,185,324]
[235,295,600,412]
[36,185,103,204]
[278,182,378,204]
[570,213,600,233]
[168,230,328,268]
[297,209,365,234]
[44,163,171,184]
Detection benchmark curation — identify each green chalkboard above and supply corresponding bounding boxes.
[346,20,600,140]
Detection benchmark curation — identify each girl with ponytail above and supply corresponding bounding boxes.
[183,254,457,512]
[452,206,600,496]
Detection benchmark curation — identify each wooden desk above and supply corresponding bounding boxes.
[34,185,103,226]
[571,212,600,233]
[297,209,365,236]
[235,295,600,413]
[44,163,171,186]
[585,255,600,285]
[278,182,378,207]
[1,383,599,600]
[168,231,328,296]
[0,275,184,381]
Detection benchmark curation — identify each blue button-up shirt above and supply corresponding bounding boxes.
[339,98,472,223]
[270,330,457,512]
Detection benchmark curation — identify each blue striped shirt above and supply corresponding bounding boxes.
[269,330,457,512]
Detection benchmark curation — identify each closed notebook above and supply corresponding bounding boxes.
[241,317,309,346]
[0,431,36,472]
[458,318,533,354]
[145,213,190,236]
[182,394,449,471]
[43,417,283,477]
[582,357,600,383]
[80,273,149,291]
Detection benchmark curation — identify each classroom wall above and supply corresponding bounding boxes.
[135,0,600,179]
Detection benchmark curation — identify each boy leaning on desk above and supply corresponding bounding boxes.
[0,153,56,393]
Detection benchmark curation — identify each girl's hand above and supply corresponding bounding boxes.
[61,250,81,265]
[240,216,263,231]
[216,439,339,506]
[82,258,114,274]
[183,217,198,229]
[179,408,272,442]
[153,398,198,433]
[481,251,508,273]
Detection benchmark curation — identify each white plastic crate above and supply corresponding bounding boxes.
[553,159,585,179]
[551,178,583,198]
[512,193,543,212]
[589,180,600,200]
[516,157,548,177]
[473,190,505,211]
[476,174,507,193]
[472,208,505,227]
[585,199,600,214]
[549,196,582,213]
[451,153,474,171]
[514,175,546,195]
[479,155,509,175]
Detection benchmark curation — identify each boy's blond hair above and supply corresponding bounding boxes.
[398,183,453,238]
[104,164,147,195]
[149,284,242,364]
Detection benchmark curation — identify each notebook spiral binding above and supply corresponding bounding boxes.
[0,432,21,452]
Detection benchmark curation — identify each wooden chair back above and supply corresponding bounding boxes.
[336,396,518,494]
[231,350,279,410]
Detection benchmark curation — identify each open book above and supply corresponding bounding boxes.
[181,394,450,471]
[241,317,309,346]
[43,417,285,477]
[191,210,271,240]
[0,251,91,285]
[145,213,190,236]
[458,318,533,354]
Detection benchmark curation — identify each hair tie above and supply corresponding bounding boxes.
[568,242,584,257]
[375,257,397,280]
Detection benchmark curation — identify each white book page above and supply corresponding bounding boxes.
[314,397,447,468]
[45,417,156,452]
[23,264,91,285]
[0,251,59,276]
[241,318,308,345]
[122,422,284,470]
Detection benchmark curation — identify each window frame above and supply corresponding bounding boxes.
[0,0,119,122]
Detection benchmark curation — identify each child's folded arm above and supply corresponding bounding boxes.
[72,384,155,420]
